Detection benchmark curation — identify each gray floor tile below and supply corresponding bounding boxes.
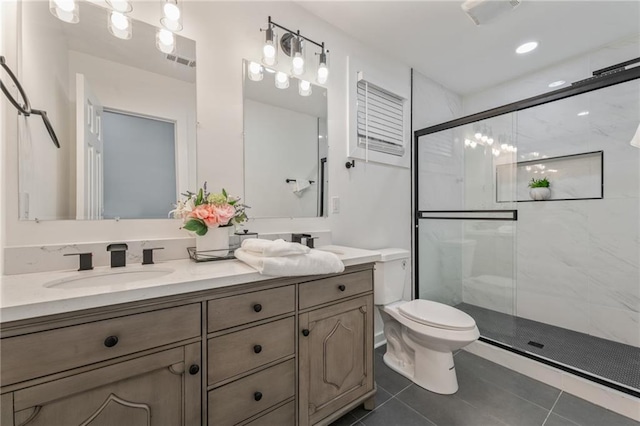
[375,344,386,358]
[329,412,359,426]
[454,366,551,426]
[551,393,640,426]
[397,383,509,426]
[543,413,581,426]
[374,355,413,396]
[350,386,393,420]
[360,398,435,426]
[455,350,561,409]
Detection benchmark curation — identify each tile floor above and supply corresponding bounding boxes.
[330,346,640,426]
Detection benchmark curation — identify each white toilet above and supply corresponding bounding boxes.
[375,248,480,395]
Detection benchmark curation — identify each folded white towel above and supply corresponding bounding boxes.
[241,238,310,257]
[234,248,345,276]
[291,178,311,196]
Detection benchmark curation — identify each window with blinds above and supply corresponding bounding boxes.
[357,79,406,157]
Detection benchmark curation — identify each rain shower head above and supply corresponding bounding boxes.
[461,0,520,25]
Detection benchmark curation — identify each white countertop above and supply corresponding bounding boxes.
[0,246,381,323]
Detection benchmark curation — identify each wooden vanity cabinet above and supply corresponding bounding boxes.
[298,269,376,426]
[0,263,375,426]
[0,303,202,426]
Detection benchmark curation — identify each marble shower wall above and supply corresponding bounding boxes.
[462,36,640,348]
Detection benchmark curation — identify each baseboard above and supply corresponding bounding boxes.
[464,341,640,422]
[374,332,386,349]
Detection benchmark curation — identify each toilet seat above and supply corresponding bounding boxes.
[398,300,476,331]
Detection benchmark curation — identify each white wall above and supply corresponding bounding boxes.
[244,99,319,218]
[3,1,411,256]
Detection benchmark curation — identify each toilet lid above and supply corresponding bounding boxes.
[398,300,476,331]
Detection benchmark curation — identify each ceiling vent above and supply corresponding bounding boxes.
[166,54,196,68]
[461,0,520,25]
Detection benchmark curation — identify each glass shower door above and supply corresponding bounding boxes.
[415,112,518,339]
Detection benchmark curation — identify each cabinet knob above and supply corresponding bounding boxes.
[302,329,310,336]
[104,336,119,348]
[253,344,262,354]
[189,364,200,375]
[338,284,346,292]
[254,392,263,401]
[253,304,262,313]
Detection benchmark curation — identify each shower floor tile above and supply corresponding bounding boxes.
[455,302,640,392]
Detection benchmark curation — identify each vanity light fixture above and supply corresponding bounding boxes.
[108,11,132,40]
[299,79,312,96]
[161,0,183,32]
[248,62,264,82]
[577,110,590,116]
[260,17,329,84]
[262,23,278,66]
[275,71,290,89]
[290,35,305,76]
[317,50,329,84]
[49,0,79,24]
[106,0,133,13]
[156,28,176,54]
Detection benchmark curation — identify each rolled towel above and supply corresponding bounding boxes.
[234,248,344,276]
[241,238,310,257]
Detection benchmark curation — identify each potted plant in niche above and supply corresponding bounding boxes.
[170,183,248,255]
[528,177,551,201]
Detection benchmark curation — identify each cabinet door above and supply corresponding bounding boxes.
[299,295,374,426]
[10,344,201,426]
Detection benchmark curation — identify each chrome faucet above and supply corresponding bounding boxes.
[106,243,128,268]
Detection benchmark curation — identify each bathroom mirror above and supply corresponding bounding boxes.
[16,1,197,221]
[242,59,328,218]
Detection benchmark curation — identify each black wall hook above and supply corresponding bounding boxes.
[345,160,355,169]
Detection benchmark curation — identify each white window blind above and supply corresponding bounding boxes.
[357,80,405,157]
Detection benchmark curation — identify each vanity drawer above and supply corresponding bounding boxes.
[299,270,373,310]
[208,285,295,332]
[208,317,294,385]
[208,359,295,426]
[243,400,295,426]
[1,304,200,386]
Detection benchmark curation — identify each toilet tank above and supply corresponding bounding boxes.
[374,248,410,305]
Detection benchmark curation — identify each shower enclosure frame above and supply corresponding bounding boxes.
[412,59,640,397]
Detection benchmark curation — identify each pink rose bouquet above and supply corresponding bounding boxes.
[170,183,248,235]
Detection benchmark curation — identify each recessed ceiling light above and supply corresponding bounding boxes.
[516,41,538,54]
[548,80,566,88]
[577,111,590,116]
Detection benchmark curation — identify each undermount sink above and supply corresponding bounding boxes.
[45,268,174,290]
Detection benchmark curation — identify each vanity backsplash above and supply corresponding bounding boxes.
[3,231,332,275]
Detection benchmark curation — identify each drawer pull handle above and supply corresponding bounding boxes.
[253,345,262,354]
[253,304,262,313]
[254,392,263,401]
[104,336,119,348]
[189,364,200,375]
[302,329,310,336]
[338,284,346,292]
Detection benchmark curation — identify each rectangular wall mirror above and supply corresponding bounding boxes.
[17,1,197,221]
[242,59,328,218]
